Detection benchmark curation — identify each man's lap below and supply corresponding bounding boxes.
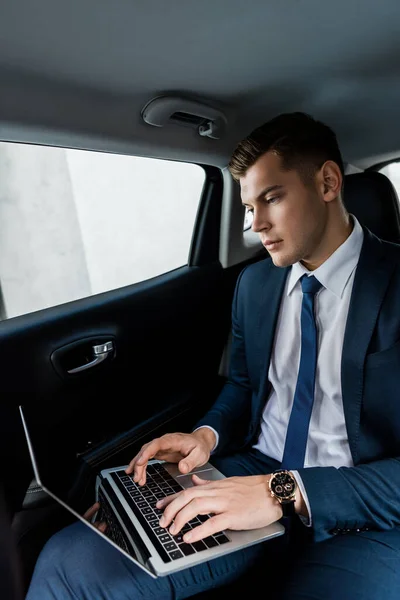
[25,450,280,600]
[25,520,273,600]
[25,450,400,599]
[282,528,400,600]
[25,520,400,600]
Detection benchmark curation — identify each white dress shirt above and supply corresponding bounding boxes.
[198,215,364,524]
[252,214,364,521]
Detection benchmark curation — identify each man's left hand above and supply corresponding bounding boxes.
[157,474,283,543]
[83,502,107,533]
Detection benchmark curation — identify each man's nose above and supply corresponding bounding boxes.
[252,210,271,233]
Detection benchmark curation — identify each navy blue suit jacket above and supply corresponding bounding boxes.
[195,227,400,542]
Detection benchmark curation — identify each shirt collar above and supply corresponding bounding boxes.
[287,214,364,298]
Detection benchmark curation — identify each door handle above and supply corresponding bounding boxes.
[67,341,114,374]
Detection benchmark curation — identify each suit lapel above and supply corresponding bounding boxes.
[342,228,396,464]
[257,261,290,409]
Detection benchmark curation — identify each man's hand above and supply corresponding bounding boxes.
[125,428,216,486]
[156,473,283,543]
[83,502,107,533]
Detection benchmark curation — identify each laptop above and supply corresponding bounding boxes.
[19,405,285,578]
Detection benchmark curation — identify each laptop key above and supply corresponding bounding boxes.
[191,540,207,552]
[197,515,210,522]
[164,541,178,552]
[169,550,184,560]
[214,533,229,544]
[145,514,157,522]
[179,543,196,556]
[170,484,183,492]
[159,482,171,490]
[203,536,219,548]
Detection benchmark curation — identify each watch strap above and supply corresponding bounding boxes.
[281,499,296,517]
[270,470,297,518]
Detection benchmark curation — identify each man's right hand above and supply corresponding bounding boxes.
[125,428,216,486]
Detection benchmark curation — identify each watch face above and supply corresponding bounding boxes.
[270,471,295,499]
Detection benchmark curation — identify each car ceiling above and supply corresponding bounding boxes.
[1,0,400,169]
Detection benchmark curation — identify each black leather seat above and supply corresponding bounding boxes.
[0,486,23,600]
[343,170,400,243]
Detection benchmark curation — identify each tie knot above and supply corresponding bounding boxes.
[301,274,322,295]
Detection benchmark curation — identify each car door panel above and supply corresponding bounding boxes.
[1,260,247,507]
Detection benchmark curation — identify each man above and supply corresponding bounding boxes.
[26,112,400,599]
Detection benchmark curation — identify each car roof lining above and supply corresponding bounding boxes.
[1,0,400,169]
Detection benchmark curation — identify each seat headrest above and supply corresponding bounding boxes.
[343,171,400,244]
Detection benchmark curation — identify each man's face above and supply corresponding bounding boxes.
[240,151,329,270]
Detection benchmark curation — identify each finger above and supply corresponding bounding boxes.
[160,489,217,530]
[167,497,221,536]
[177,447,206,474]
[126,440,161,485]
[93,521,107,533]
[136,436,182,466]
[125,451,142,474]
[182,514,228,543]
[191,473,211,486]
[134,437,186,485]
[156,491,180,511]
[156,481,216,513]
[133,462,148,486]
[83,502,100,521]
[125,441,153,476]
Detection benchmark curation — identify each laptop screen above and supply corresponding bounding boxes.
[18,404,157,577]
[19,405,86,511]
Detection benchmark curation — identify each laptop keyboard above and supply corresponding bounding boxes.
[97,487,133,555]
[110,462,230,563]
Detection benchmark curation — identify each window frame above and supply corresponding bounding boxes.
[0,141,213,319]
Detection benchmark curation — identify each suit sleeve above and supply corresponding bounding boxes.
[298,457,400,541]
[193,266,253,454]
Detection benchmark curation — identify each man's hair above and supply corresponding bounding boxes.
[228,112,344,187]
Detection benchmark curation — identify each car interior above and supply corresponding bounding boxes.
[1,1,400,598]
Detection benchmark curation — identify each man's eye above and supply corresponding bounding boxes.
[266,196,278,204]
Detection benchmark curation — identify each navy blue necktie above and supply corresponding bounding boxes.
[281,274,323,470]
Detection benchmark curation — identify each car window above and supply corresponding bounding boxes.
[0,142,205,319]
[378,162,400,202]
[243,209,253,231]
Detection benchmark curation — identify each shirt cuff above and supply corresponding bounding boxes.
[192,426,219,453]
[291,470,312,527]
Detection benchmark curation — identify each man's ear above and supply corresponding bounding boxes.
[319,160,342,202]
